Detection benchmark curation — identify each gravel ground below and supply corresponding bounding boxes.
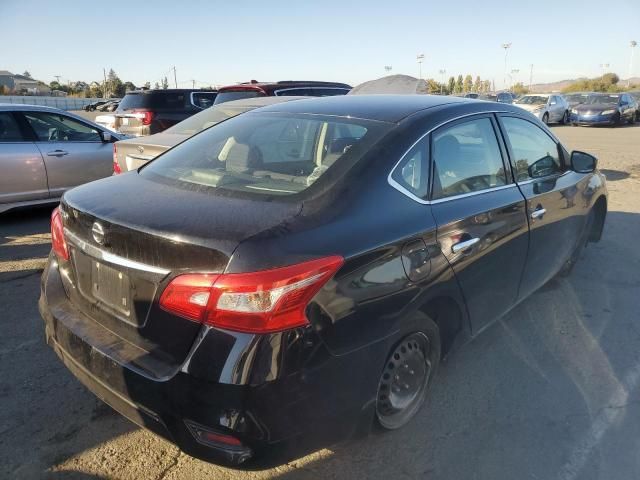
[1,124,639,479]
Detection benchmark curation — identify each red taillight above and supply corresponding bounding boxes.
[51,206,69,261]
[112,143,122,174]
[132,110,154,126]
[159,256,344,333]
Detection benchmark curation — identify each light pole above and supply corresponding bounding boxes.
[439,69,446,94]
[630,41,637,87]
[599,63,610,80]
[501,43,512,90]
[417,54,425,80]
[529,64,533,91]
[510,69,519,91]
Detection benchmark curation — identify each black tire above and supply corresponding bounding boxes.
[557,209,595,277]
[628,113,635,125]
[542,113,549,125]
[561,110,569,125]
[375,314,440,430]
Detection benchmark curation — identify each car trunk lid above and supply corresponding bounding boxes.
[115,133,186,171]
[59,173,302,370]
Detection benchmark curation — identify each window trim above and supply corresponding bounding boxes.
[387,110,513,205]
[21,111,103,143]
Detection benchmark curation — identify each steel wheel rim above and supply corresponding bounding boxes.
[376,333,432,429]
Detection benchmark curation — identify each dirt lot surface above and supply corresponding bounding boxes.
[1,124,639,479]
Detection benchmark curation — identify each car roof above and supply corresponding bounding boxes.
[217,81,352,93]
[246,94,477,123]
[125,89,217,94]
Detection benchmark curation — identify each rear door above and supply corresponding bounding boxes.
[497,115,584,298]
[0,111,49,204]
[21,111,112,197]
[430,115,529,334]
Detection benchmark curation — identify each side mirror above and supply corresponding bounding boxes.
[101,131,113,143]
[571,151,597,173]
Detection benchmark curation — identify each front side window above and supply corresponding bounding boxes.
[23,112,101,142]
[0,112,24,142]
[501,116,561,181]
[142,112,389,197]
[431,117,507,199]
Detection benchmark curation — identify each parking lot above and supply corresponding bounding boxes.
[1,124,639,479]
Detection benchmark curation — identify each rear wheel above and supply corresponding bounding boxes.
[561,110,569,124]
[542,113,549,125]
[628,113,636,125]
[376,317,440,430]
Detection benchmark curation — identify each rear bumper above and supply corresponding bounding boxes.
[39,256,375,466]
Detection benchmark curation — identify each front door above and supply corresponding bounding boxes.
[429,115,529,334]
[20,111,112,197]
[498,115,585,299]
[0,111,48,205]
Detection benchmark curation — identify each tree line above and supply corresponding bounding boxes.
[562,73,637,93]
[0,69,214,98]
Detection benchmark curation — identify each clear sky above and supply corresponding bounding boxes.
[1,0,638,89]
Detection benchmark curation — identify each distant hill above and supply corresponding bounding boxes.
[529,77,640,93]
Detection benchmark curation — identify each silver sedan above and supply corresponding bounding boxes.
[0,104,126,213]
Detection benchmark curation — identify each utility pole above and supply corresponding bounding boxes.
[53,75,61,84]
[384,66,392,74]
[501,43,512,90]
[529,64,533,91]
[172,66,178,89]
[103,68,108,98]
[416,54,425,80]
[630,41,637,87]
[191,79,196,88]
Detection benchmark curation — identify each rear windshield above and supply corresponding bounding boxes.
[141,112,390,197]
[164,104,252,136]
[214,90,264,104]
[118,92,187,111]
[516,96,547,105]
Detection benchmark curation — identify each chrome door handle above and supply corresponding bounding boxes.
[47,150,68,157]
[452,237,480,253]
[531,208,547,220]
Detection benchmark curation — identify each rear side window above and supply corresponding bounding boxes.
[432,117,507,199]
[390,138,429,199]
[501,116,561,181]
[141,112,389,197]
[0,113,24,142]
[191,92,217,109]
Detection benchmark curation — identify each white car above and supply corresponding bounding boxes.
[513,94,569,125]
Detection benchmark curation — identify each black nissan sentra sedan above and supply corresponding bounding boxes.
[40,95,607,466]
